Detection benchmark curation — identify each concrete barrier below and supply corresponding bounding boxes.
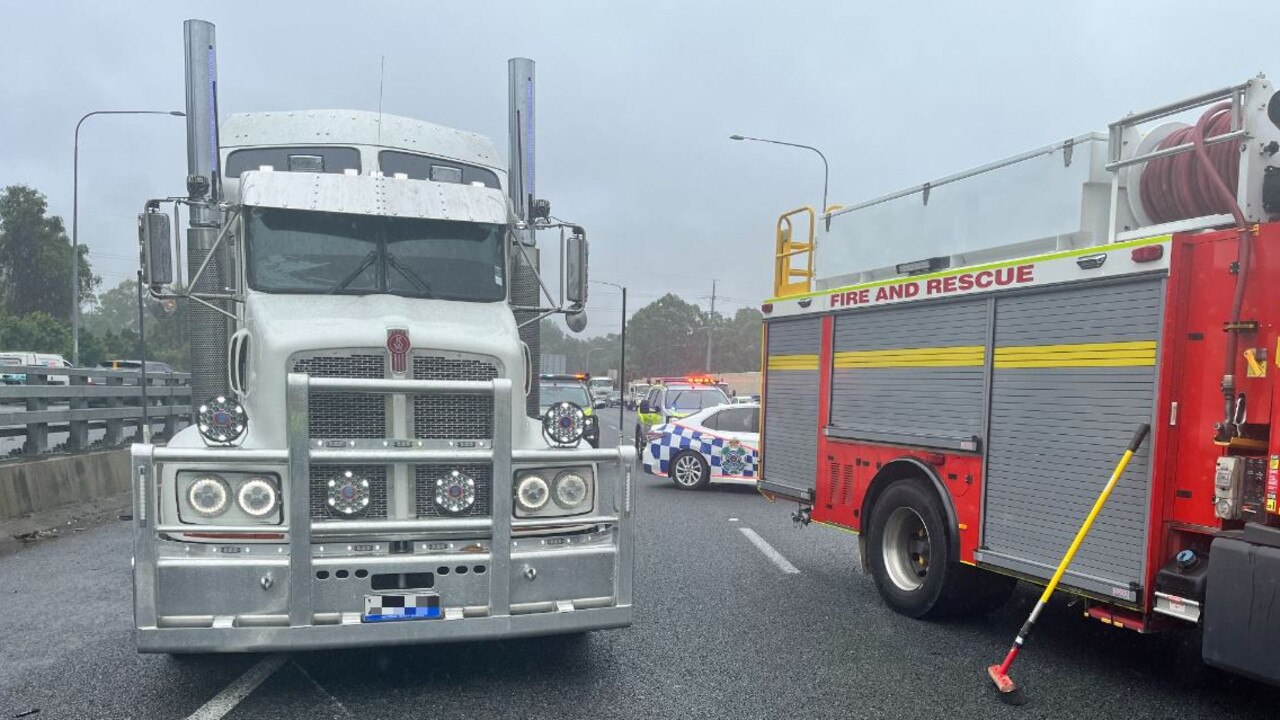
[0,450,131,520]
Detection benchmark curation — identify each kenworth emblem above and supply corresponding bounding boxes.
[387,328,411,375]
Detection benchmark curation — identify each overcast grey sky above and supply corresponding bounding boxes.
[2,0,1277,335]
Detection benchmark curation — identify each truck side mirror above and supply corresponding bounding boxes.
[138,210,173,287]
[566,229,588,306]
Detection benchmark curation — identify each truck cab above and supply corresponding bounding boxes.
[128,21,634,653]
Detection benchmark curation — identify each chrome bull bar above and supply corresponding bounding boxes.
[131,373,635,640]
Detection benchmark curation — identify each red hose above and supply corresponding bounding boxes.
[1141,101,1251,434]
[1139,102,1241,224]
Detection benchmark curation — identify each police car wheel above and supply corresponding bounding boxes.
[670,451,710,490]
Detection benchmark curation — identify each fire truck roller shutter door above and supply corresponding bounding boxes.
[763,318,823,497]
[829,298,989,450]
[978,278,1163,604]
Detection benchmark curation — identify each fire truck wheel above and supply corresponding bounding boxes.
[867,479,960,619]
[670,451,710,489]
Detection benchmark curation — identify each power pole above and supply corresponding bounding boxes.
[705,279,717,372]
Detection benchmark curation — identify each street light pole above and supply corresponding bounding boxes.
[72,109,185,365]
[591,280,627,442]
[729,134,830,218]
[584,346,607,376]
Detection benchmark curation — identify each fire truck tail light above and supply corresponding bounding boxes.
[1131,245,1164,263]
[761,303,773,314]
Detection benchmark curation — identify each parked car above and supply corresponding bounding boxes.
[641,402,760,490]
[0,352,72,385]
[634,382,731,452]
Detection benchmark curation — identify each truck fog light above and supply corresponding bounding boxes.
[237,477,279,517]
[188,475,231,517]
[542,401,585,446]
[327,471,371,516]
[435,470,477,514]
[196,396,247,445]
[553,471,589,509]
[515,474,550,512]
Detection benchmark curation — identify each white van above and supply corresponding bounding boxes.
[0,352,72,385]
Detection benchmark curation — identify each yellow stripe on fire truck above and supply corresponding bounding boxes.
[767,354,819,370]
[833,346,986,368]
[993,340,1157,368]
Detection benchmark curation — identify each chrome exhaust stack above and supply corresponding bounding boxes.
[508,58,542,417]
[183,19,230,404]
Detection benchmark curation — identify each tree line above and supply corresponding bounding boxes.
[541,293,762,383]
[0,184,188,368]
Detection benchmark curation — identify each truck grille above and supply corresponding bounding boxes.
[414,464,493,518]
[309,465,388,520]
[412,356,499,440]
[292,354,386,438]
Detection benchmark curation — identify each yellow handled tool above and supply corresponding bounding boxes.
[987,423,1151,704]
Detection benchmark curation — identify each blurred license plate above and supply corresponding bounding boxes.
[362,593,441,622]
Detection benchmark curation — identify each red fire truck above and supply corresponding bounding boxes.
[757,77,1280,685]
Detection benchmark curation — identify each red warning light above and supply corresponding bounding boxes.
[1130,245,1164,263]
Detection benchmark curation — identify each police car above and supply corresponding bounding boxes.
[641,402,760,490]
[633,378,731,453]
[538,374,602,448]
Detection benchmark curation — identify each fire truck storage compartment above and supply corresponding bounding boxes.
[976,277,1163,604]
[763,317,823,498]
[829,297,988,450]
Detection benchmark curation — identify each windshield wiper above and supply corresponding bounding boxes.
[385,253,435,298]
[327,250,379,294]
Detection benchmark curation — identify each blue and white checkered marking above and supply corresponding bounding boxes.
[642,423,759,479]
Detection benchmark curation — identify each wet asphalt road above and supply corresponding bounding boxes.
[1,410,1276,719]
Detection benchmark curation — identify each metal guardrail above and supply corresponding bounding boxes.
[0,365,192,456]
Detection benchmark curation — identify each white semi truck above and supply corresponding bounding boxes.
[129,19,634,653]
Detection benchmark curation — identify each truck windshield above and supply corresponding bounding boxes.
[245,207,506,302]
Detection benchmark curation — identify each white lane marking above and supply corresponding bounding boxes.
[185,653,288,720]
[294,660,351,716]
[739,527,800,574]
[728,517,739,522]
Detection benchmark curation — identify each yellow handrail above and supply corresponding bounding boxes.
[774,206,816,297]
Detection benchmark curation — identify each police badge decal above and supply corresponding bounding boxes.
[721,439,748,475]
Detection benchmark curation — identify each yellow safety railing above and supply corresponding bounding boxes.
[774,206,816,297]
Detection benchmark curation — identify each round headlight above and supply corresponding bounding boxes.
[541,401,586,446]
[327,471,371,516]
[188,475,231,517]
[236,476,279,517]
[435,470,477,514]
[553,471,589,509]
[515,474,550,512]
[196,396,247,445]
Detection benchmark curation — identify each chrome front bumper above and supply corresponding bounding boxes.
[131,375,635,653]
